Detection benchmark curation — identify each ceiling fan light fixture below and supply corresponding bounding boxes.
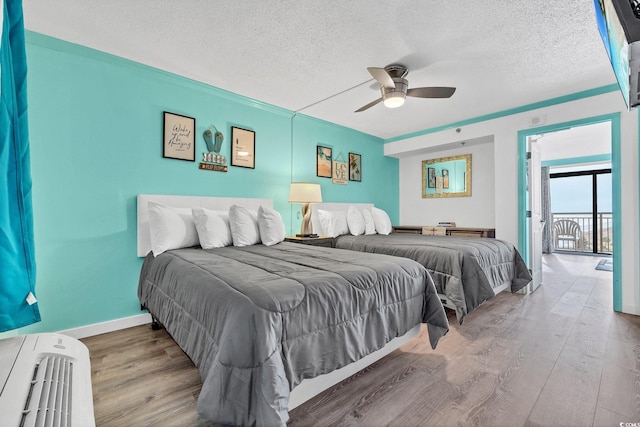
[383,92,406,108]
[381,77,408,109]
[355,65,455,113]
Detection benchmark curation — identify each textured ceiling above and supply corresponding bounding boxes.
[22,1,617,139]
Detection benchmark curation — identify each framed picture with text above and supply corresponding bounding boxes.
[231,126,255,168]
[163,111,195,161]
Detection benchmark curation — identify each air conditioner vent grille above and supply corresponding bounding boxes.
[20,355,73,427]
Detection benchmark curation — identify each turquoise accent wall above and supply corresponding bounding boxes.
[15,33,398,334]
[290,114,399,231]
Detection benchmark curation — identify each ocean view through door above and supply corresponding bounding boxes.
[550,167,612,254]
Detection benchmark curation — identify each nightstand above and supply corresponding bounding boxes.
[284,236,334,248]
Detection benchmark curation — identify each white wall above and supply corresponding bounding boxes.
[537,121,611,161]
[399,140,495,227]
[386,91,640,315]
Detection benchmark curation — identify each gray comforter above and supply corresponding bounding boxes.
[138,242,448,426]
[333,234,532,323]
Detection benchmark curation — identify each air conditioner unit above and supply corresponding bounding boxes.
[0,333,95,427]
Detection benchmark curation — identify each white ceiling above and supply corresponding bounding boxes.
[22,1,617,140]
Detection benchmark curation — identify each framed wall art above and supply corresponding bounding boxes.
[317,145,332,178]
[421,154,472,198]
[427,167,436,188]
[163,111,195,161]
[230,126,255,168]
[332,152,348,185]
[349,152,361,182]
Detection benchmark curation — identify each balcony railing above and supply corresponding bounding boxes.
[551,212,613,254]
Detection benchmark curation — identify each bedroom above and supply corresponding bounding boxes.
[1,1,639,426]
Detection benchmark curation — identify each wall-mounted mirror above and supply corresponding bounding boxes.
[422,154,472,198]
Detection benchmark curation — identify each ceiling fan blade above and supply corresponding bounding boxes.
[355,97,383,113]
[406,87,456,98]
[367,67,396,89]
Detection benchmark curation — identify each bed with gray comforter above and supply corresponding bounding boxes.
[138,242,449,426]
[333,234,532,323]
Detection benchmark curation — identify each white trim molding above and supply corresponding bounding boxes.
[58,313,152,339]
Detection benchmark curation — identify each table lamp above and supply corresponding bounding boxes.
[288,182,322,237]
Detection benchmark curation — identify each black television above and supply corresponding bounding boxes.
[594,0,640,110]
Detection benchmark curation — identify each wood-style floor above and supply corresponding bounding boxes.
[82,253,640,426]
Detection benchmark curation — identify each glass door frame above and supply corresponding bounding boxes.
[549,168,612,254]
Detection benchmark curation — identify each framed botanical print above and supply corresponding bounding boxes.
[349,152,361,182]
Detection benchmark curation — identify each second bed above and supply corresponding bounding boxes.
[311,203,532,323]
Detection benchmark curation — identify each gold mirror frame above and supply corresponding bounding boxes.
[421,154,472,198]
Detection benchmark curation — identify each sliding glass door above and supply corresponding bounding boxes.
[550,168,612,254]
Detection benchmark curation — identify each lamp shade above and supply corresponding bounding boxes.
[288,182,322,203]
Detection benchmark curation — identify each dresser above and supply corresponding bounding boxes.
[284,236,334,247]
[391,225,424,234]
[391,225,495,238]
[445,227,495,238]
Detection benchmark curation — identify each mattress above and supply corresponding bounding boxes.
[333,234,532,323]
[138,242,449,426]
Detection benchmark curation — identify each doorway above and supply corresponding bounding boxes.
[518,113,621,312]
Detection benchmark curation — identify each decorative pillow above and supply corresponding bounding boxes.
[346,205,365,236]
[257,206,285,246]
[362,209,377,235]
[317,209,349,238]
[192,207,232,249]
[371,207,393,235]
[147,202,199,257]
[228,205,261,247]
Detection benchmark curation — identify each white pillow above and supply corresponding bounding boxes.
[147,202,199,256]
[317,209,349,238]
[258,206,285,246]
[346,205,365,236]
[371,207,392,235]
[192,207,232,249]
[362,209,377,235]
[228,205,261,247]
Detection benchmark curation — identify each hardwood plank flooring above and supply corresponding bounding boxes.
[82,253,640,426]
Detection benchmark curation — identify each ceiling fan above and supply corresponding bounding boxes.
[355,64,456,112]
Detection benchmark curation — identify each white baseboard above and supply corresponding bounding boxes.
[58,313,152,339]
[622,304,640,316]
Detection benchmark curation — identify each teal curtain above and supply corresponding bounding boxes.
[0,0,40,332]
